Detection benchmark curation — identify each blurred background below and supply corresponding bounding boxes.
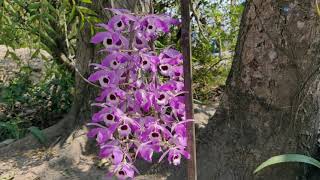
[0,0,244,142]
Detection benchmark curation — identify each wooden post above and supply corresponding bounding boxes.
[180,0,197,180]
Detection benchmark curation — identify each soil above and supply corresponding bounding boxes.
[0,94,220,180]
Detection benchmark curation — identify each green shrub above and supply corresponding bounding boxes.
[0,62,74,141]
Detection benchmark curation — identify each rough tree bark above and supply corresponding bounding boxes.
[196,0,320,180]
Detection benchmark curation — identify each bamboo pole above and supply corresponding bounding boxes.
[180,0,197,180]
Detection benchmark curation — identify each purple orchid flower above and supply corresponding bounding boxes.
[118,123,132,137]
[91,31,129,51]
[112,163,138,180]
[88,70,120,88]
[101,52,131,68]
[167,147,190,166]
[169,65,184,81]
[135,15,180,40]
[133,31,149,49]
[100,145,124,164]
[107,15,130,32]
[96,87,126,105]
[139,52,159,72]
[88,8,190,179]
[159,48,183,65]
[87,123,118,144]
[91,107,123,125]
[134,89,152,112]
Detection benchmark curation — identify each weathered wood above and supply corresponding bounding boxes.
[180,0,197,180]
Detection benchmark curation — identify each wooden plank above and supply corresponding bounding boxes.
[180,0,197,180]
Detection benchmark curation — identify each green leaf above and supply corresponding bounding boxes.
[254,154,320,174]
[4,1,16,13]
[45,1,57,14]
[154,40,165,48]
[42,22,57,35]
[28,126,47,144]
[67,5,76,23]
[8,51,21,62]
[39,31,57,47]
[29,14,41,22]
[31,49,40,59]
[43,12,56,22]
[80,0,92,3]
[86,16,101,23]
[28,2,41,10]
[0,122,20,139]
[79,11,85,29]
[76,6,97,16]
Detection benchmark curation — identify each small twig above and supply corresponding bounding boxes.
[189,0,209,42]
[58,53,75,71]
[74,64,102,89]
[202,57,231,74]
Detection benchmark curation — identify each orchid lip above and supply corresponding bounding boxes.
[117,21,123,27]
[120,124,128,130]
[158,94,165,101]
[105,114,115,121]
[110,60,120,69]
[142,60,148,65]
[103,77,109,83]
[106,38,112,45]
[108,93,118,102]
[161,65,168,71]
[110,94,116,100]
[99,76,110,87]
[150,132,160,140]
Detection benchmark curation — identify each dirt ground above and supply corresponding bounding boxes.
[0,101,219,180]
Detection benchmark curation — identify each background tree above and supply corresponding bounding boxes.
[196,0,320,179]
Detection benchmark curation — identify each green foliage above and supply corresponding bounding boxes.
[254,154,320,174]
[0,121,22,139]
[0,0,100,58]
[0,0,98,141]
[0,62,74,141]
[28,126,47,144]
[155,0,244,103]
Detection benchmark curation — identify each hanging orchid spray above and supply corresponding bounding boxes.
[88,8,191,179]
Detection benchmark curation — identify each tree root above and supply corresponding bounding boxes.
[0,107,76,156]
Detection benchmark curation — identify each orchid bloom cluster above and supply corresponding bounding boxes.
[87,8,190,179]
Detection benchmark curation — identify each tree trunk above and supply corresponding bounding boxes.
[197,0,320,179]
